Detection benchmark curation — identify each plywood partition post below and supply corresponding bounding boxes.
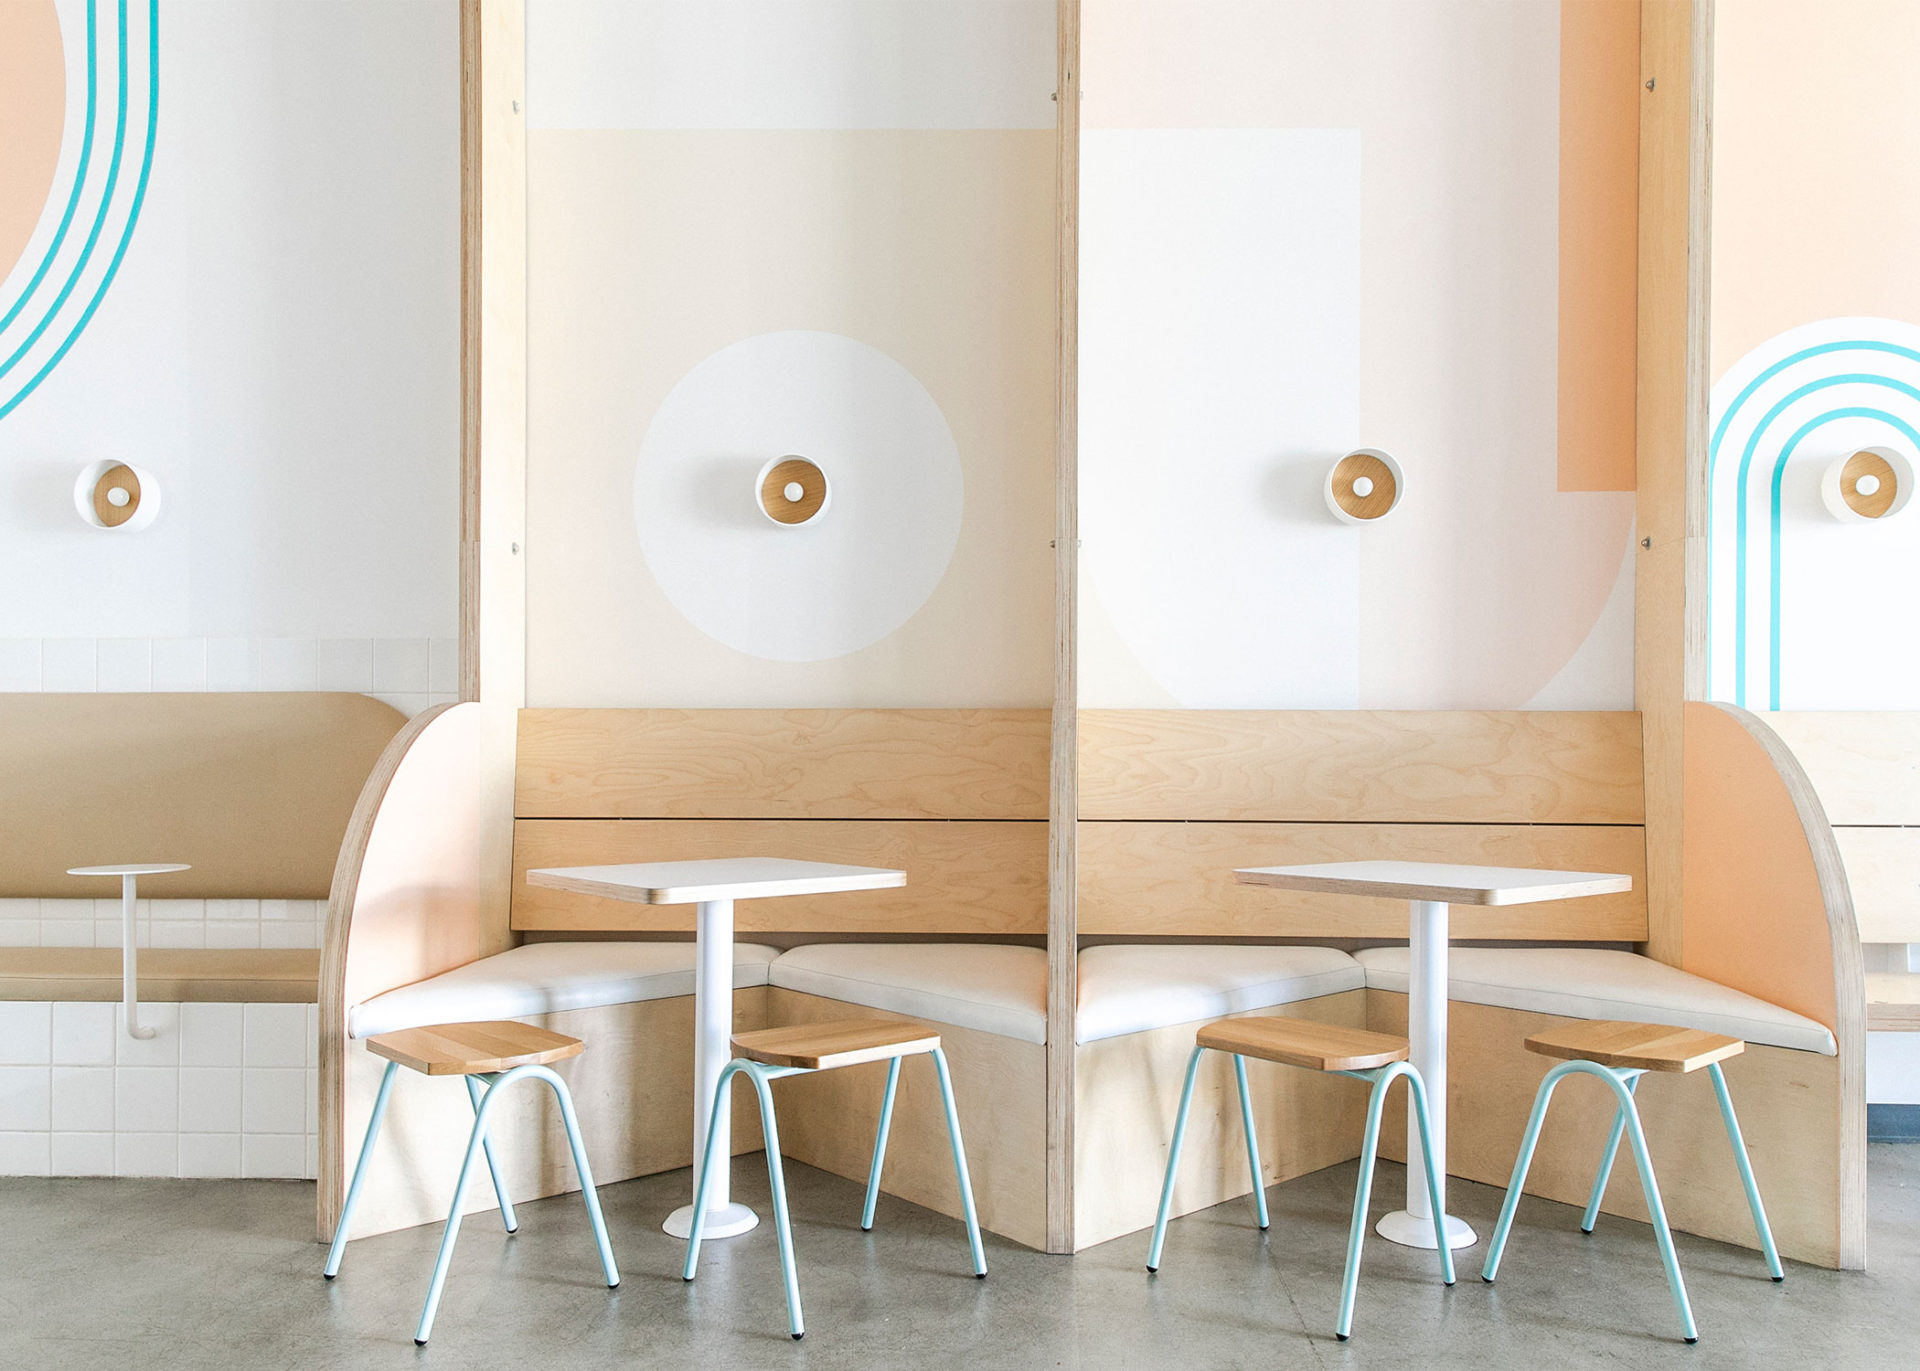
[1046,0,1081,1257]
[1633,0,1712,966]
[459,0,527,960]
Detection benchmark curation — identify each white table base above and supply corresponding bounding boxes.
[663,897,759,1240]
[1376,899,1476,1251]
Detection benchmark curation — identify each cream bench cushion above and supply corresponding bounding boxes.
[769,943,1048,1045]
[1076,944,1364,1045]
[349,940,782,1039]
[1356,946,1836,1056]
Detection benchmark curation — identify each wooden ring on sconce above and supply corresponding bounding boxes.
[1821,445,1911,523]
[757,455,830,526]
[1325,449,1402,523]
[74,459,160,531]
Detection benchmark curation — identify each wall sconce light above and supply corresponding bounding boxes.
[1821,446,1911,523]
[1325,448,1402,524]
[756,455,830,526]
[74,460,161,531]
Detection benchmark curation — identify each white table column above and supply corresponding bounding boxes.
[663,898,759,1240]
[1375,898,1475,1250]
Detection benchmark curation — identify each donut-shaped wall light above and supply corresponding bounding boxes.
[1324,448,1402,524]
[757,455,830,526]
[1821,445,1911,523]
[74,460,161,531]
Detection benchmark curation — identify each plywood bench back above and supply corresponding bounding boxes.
[1761,712,1920,945]
[1076,710,1648,939]
[0,692,406,900]
[510,709,1051,933]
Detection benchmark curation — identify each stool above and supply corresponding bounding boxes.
[681,1017,987,1339]
[1480,1021,1784,1343]
[322,1020,621,1345]
[1147,1015,1454,1340]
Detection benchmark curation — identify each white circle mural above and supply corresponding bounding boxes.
[634,330,964,662]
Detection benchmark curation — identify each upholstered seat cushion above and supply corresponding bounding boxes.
[1355,946,1836,1056]
[769,943,1048,1044]
[349,941,782,1039]
[1076,944,1364,1044]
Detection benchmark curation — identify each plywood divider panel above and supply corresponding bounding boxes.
[1369,994,1850,1269]
[515,709,1050,820]
[762,987,1047,1252]
[331,990,773,1241]
[1079,711,1645,824]
[1071,991,1367,1253]
[511,819,1047,933]
[1078,822,1648,939]
[1833,827,1920,945]
[1761,712,1920,826]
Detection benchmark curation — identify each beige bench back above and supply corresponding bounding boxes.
[0,692,406,899]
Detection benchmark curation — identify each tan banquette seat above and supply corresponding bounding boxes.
[0,693,407,1004]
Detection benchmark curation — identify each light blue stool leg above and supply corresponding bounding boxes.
[322,1059,398,1279]
[1579,1071,1641,1233]
[744,1064,806,1340]
[1232,1054,1270,1232]
[1481,1062,1575,1282]
[543,1069,621,1290]
[1146,1045,1206,1273]
[1609,1068,1698,1342]
[861,1057,902,1231]
[464,1074,519,1234]
[415,1064,520,1344]
[1707,1061,1784,1281]
[1401,1065,1457,1286]
[1334,1063,1413,1341]
[681,1060,747,1281]
[930,1047,988,1277]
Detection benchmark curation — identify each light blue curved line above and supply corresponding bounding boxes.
[1766,406,1920,709]
[0,0,155,423]
[0,0,131,390]
[1709,339,1920,474]
[0,0,99,340]
[1723,371,1920,703]
[0,1,155,425]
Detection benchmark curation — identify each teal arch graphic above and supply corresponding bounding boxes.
[1708,337,1920,709]
[0,0,159,424]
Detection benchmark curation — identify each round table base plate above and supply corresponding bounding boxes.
[664,1202,759,1240]
[1375,1210,1477,1250]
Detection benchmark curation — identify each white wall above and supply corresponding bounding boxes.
[0,1,460,659]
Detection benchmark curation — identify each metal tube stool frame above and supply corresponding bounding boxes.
[323,1023,621,1345]
[682,1020,987,1341]
[1147,1035,1455,1341]
[1480,1026,1784,1345]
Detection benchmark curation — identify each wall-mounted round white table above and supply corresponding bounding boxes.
[67,863,192,1040]
[1233,861,1633,1249]
[525,857,907,1239]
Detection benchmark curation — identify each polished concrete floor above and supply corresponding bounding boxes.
[3,1147,1916,1370]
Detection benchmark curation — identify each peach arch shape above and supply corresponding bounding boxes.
[0,2,67,292]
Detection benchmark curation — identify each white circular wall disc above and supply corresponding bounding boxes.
[634,330,964,662]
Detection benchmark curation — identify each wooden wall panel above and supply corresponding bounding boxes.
[1078,710,1644,824]
[1833,827,1920,945]
[1762,712,1920,827]
[1078,821,1648,939]
[515,708,1050,820]
[511,818,1047,933]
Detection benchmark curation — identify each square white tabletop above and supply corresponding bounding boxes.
[1233,860,1633,906]
[525,857,906,906]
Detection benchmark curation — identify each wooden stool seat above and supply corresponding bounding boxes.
[1195,1015,1410,1073]
[366,1020,586,1076]
[1524,1020,1744,1074]
[731,1017,941,1071]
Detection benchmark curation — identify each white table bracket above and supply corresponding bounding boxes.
[67,863,191,1041]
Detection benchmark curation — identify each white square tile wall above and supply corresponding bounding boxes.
[0,1002,318,1179]
[18,898,326,950]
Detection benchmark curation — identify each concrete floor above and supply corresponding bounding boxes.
[3,1148,1916,1370]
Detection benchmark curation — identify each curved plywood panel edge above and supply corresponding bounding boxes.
[318,702,490,1241]
[1682,700,1865,1269]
